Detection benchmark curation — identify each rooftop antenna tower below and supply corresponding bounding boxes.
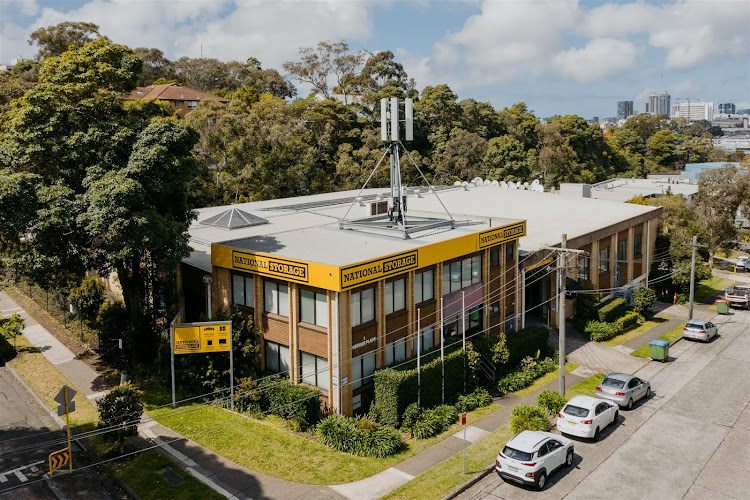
[339,97,455,239]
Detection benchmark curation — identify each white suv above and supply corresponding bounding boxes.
[495,430,574,490]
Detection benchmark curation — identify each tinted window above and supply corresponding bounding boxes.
[502,446,532,462]
[602,378,625,389]
[548,440,562,450]
[562,404,589,418]
[686,323,703,329]
[537,443,549,456]
[628,379,638,388]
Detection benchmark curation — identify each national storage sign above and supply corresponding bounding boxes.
[212,220,525,291]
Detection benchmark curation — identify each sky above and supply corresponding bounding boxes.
[1,0,749,119]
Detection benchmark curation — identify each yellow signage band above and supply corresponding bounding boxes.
[173,321,232,354]
[340,250,419,290]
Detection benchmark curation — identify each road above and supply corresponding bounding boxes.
[459,308,750,500]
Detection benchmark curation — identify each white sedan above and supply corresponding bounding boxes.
[557,395,618,440]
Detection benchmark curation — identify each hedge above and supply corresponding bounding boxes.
[496,356,557,395]
[510,405,550,433]
[504,326,551,371]
[317,415,402,457]
[454,388,493,413]
[537,390,567,416]
[401,403,458,439]
[615,311,640,330]
[369,348,466,428]
[584,321,623,342]
[597,298,629,323]
[256,376,321,430]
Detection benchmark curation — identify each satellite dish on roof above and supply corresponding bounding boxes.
[491,180,499,186]
[532,179,540,186]
[500,181,508,188]
[461,181,469,187]
[454,181,462,186]
[484,179,491,185]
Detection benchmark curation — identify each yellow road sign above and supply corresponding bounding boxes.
[49,447,70,475]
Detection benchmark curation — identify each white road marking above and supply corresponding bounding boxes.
[0,475,7,483]
[14,470,27,482]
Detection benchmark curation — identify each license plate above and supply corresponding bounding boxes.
[568,421,577,426]
[508,466,518,472]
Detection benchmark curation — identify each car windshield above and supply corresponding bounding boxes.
[502,446,532,462]
[562,404,589,417]
[686,323,703,329]
[601,377,625,388]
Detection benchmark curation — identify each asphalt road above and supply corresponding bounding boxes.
[459,308,750,500]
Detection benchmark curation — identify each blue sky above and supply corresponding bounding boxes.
[2,0,749,119]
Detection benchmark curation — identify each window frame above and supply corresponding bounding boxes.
[414,269,434,305]
[490,248,500,268]
[599,247,610,274]
[442,254,483,294]
[489,301,500,315]
[385,337,407,365]
[506,242,515,262]
[264,340,290,376]
[263,280,289,317]
[299,288,328,328]
[351,287,375,327]
[352,351,376,389]
[385,277,406,316]
[578,256,590,283]
[617,239,627,263]
[634,233,643,257]
[299,351,328,391]
[232,273,254,309]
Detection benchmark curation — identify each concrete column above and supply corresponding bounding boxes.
[254,276,263,334]
[627,226,635,283]
[483,249,491,332]
[515,242,521,331]
[340,292,353,416]
[406,270,415,356]
[376,280,386,367]
[611,233,618,288]
[328,290,336,414]
[499,245,505,333]
[289,283,298,383]
[591,240,600,289]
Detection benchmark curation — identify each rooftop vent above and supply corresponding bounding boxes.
[199,207,268,230]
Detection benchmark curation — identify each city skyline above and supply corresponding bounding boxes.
[1,0,749,119]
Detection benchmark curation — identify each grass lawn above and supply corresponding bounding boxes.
[513,361,579,398]
[694,276,735,303]
[112,449,224,500]
[600,316,669,347]
[148,399,501,485]
[631,322,687,358]
[382,372,607,500]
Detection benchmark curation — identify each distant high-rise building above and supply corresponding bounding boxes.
[672,101,714,121]
[617,101,634,120]
[647,94,671,116]
[718,103,736,114]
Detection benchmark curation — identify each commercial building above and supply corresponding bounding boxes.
[179,184,661,416]
[718,103,736,114]
[617,101,634,120]
[647,94,671,116]
[672,101,714,121]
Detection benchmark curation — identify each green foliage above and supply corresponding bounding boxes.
[233,377,261,414]
[97,301,128,363]
[596,298,628,322]
[537,390,567,417]
[503,326,550,370]
[584,321,623,342]
[0,313,25,349]
[400,403,458,439]
[257,375,321,431]
[633,287,657,316]
[615,311,640,330]
[316,414,402,458]
[454,388,493,413]
[97,382,144,452]
[29,21,103,60]
[496,356,556,395]
[369,348,466,428]
[510,404,550,433]
[573,281,598,321]
[68,277,106,321]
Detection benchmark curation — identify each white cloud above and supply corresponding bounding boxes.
[554,39,640,83]
[6,0,39,16]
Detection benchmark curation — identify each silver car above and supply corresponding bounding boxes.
[595,373,651,410]
[683,319,718,342]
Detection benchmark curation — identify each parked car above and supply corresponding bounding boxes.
[725,285,750,309]
[683,319,718,342]
[736,255,748,269]
[595,373,651,410]
[495,430,574,490]
[557,395,618,440]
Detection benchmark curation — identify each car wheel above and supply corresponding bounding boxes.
[593,427,600,441]
[627,398,634,410]
[566,450,574,467]
[614,410,619,423]
[646,387,651,399]
[536,471,547,490]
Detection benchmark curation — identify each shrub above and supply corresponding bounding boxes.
[455,388,493,413]
[69,278,106,322]
[574,281,599,321]
[97,301,128,362]
[510,404,550,433]
[97,382,144,453]
[234,377,261,413]
[504,326,550,369]
[584,321,623,342]
[676,293,688,305]
[537,390,567,416]
[257,376,321,430]
[317,414,402,457]
[615,311,640,330]
[496,356,557,395]
[633,287,656,316]
[596,298,628,323]
[0,313,25,349]
[400,403,458,439]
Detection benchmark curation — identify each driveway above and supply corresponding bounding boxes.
[459,308,750,500]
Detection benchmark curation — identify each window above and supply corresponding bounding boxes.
[265,340,290,375]
[578,256,590,283]
[187,100,198,109]
[300,351,328,390]
[385,278,406,315]
[264,281,289,316]
[634,233,642,257]
[490,248,500,267]
[352,351,376,389]
[505,313,515,333]
[489,301,500,315]
[414,269,434,304]
[173,101,181,108]
[351,288,375,327]
[419,326,434,352]
[617,240,627,263]
[386,337,407,365]
[232,274,254,308]
[599,248,610,274]
[506,242,515,262]
[442,255,482,294]
[300,289,327,328]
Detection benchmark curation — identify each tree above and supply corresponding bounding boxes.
[0,313,25,350]
[355,50,412,93]
[459,99,503,139]
[482,135,536,182]
[96,382,144,453]
[283,41,367,103]
[68,277,106,322]
[29,21,103,60]
[693,165,743,266]
[429,128,487,184]
[633,287,656,317]
[134,47,174,86]
[498,102,540,149]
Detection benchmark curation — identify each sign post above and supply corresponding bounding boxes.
[461,412,467,474]
[170,312,233,410]
[50,385,76,475]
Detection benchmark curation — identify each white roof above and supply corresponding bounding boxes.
[589,178,698,203]
[566,395,601,408]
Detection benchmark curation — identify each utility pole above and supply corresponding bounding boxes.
[688,235,697,320]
